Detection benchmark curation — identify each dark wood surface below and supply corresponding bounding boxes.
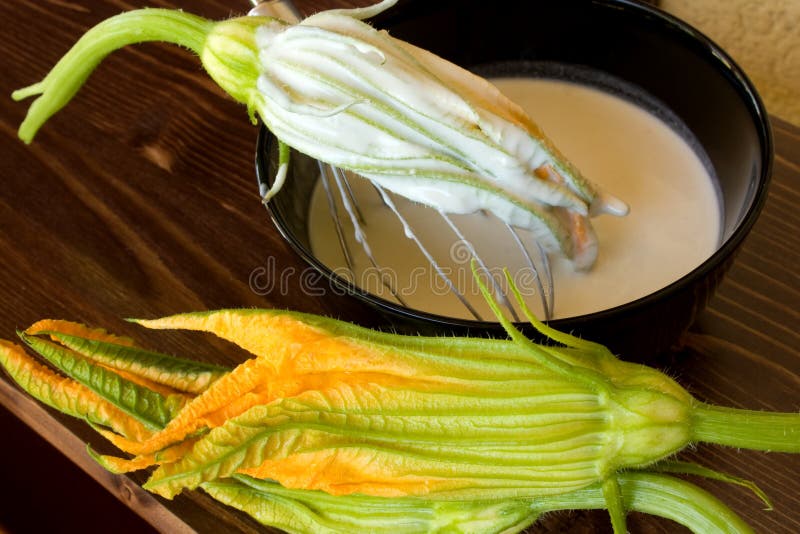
[0,1,797,533]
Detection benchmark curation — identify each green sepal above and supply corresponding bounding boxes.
[200,15,272,113]
[649,460,773,511]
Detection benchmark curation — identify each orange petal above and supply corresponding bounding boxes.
[25,319,137,347]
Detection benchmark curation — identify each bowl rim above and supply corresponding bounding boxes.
[254,0,774,331]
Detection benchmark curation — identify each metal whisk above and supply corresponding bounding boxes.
[314,165,554,321]
[250,0,555,322]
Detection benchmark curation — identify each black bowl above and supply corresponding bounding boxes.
[255,0,772,357]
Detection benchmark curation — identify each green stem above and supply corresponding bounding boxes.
[602,476,627,534]
[691,402,800,452]
[13,9,213,143]
[538,472,754,534]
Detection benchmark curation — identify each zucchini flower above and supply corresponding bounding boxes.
[201,472,760,534]
[12,0,628,270]
[1,272,795,534]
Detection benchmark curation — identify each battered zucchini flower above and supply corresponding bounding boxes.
[13,0,628,269]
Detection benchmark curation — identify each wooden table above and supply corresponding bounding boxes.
[0,1,797,532]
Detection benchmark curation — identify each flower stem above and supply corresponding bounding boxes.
[538,472,754,534]
[691,402,800,452]
[13,9,213,143]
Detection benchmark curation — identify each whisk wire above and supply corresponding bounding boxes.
[373,184,485,321]
[506,224,554,320]
[438,210,521,322]
[317,164,556,322]
[327,167,408,306]
[318,162,356,278]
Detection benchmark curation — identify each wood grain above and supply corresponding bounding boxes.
[0,1,797,533]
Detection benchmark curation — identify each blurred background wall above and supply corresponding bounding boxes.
[660,0,800,125]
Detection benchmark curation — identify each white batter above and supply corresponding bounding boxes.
[307,78,721,320]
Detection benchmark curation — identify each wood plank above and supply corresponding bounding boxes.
[0,1,797,532]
